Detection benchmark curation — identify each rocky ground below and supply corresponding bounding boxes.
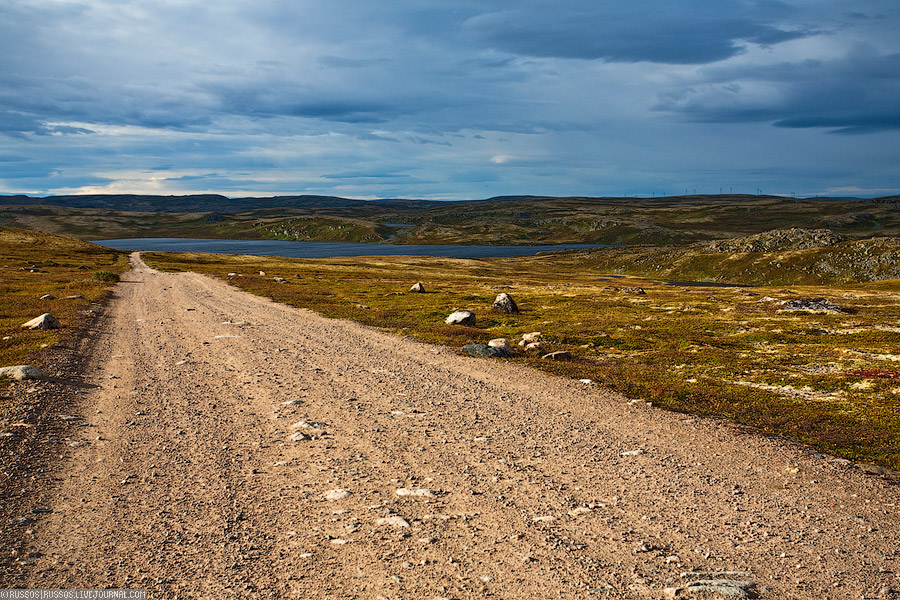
[1,253,899,599]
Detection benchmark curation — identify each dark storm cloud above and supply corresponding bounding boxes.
[656,48,900,133]
[463,0,811,64]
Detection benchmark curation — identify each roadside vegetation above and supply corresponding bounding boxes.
[0,228,128,371]
[145,247,900,471]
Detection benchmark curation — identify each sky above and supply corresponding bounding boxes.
[1,0,899,200]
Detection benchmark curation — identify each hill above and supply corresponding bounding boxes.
[2,193,900,246]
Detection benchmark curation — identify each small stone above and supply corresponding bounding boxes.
[487,338,514,353]
[330,538,348,545]
[664,587,683,599]
[409,282,425,293]
[525,342,545,351]
[445,310,476,326]
[325,489,352,501]
[621,449,646,457]
[273,277,286,283]
[480,575,494,582]
[521,331,542,343]
[532,515,554,522]
[259,271,266,276]
[541,351,571,361]
[290,431,309,442]
[492,293,519,314]
[396,487,435,498]
[21,313,62,330]
[0,366,49,381]
[376,516,410,528]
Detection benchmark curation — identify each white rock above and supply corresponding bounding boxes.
[409,282,425,293]
[521,331,542,343]
[40,294,55,300]
[396,487,435,498]
[376,516,410,527]
[325,489,352,501]
[21,313,61,330]
[487,338,514,352]
[445,310,476,326]
[289,431,309,442]
[0,365,48,381]
[621,449,646,457]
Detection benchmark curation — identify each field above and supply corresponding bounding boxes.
[144,247,900,471]
[4,193,900,246]
[0,228,129,370]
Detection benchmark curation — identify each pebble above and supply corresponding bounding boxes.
[621,449,646,457]
[396,487,435,498]
[289,431,309,442]
[325,489,352,501]
[376,516,410,528]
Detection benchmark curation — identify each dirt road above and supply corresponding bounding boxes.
[6,253,900,598]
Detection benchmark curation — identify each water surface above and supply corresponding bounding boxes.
[94,238,603,259]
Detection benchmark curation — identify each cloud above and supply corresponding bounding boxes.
[654,47,900,133]
[463,0,811,64]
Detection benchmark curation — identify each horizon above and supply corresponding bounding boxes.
[1,1,899,199]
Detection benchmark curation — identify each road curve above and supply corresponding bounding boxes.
[14,253,900,599]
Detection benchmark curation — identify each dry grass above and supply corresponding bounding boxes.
[145,249,900,471]
[0,228,129,371]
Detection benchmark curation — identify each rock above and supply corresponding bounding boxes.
[64,295,84,300]
[396,487,435,498]
[39,294,55,300]
[462,343,510,358]
[541,351,571,361]
[684,579,756,598]
[707,227,845,253]
[289,431,309,442]
[376,516,410,528]
[227,272,237,277]
[273,277,286,283]
[521,331,542,343]
[779,298,844,314]
[681,572,756,599]
[325,489,352,501]
[0,366,49,381]
[621,449,646,457]
[492,292,519,314]
[21,313,61,330]
[445,310,476,326]
[487,338,514,353]
[619,286,646,295]
[524,342,545,352]
[259,271,266,276]
[409,282,425,293]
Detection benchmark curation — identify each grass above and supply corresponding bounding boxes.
[144,249,900,471]
[0,227,129,371]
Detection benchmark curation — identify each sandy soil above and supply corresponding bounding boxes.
[2,253,899,599]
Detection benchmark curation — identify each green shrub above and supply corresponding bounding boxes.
[94,270,120,283]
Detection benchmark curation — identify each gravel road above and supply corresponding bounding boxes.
[7,253,900,599]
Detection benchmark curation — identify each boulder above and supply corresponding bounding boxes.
[445,310,476,327]
[492,292,519,314]
[0,365,49,381]
[21,313,61,330]
[462,343,510,358]
[409,282,426,293]
[542,351,572,361]
[779,298,843,314]
[488,338,514,353]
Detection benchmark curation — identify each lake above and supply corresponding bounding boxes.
[93,238,604,259]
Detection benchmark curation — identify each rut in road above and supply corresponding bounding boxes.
[16,253,900,599]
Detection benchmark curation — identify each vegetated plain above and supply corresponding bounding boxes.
[144,242,900,472]
[0,227,128,369]
[3,193,900,245]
